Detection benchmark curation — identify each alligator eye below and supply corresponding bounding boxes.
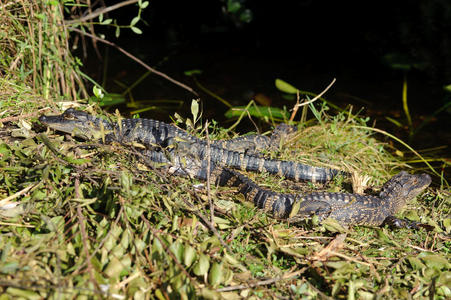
[63,112,76,120]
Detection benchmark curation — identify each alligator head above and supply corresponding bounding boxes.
[379,171,432,212]
[39,108,113,140]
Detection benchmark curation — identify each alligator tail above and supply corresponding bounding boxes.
[190,144,341,182]
[212,167,297,218]
[144,150,297,218]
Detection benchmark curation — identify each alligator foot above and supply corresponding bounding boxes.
[382,216,434,231]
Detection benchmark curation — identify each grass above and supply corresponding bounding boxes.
[0,1,450,299]
[0,91,449,299]
[0,1,87,101]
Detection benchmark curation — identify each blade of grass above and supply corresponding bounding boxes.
[192,76,232,108]
[402,73,413,130]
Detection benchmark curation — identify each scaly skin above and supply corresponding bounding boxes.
[39,109,342,182]
[295,170,431,225]
[138,152,432,226]
[210,123,297,153]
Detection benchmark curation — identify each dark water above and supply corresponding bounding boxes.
[79,0,451,169]
[88,38,449,151]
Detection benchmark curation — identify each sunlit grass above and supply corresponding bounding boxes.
[0,85,449,298]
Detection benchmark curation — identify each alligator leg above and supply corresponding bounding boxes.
[212,135,271,153]
[296,200,332,219]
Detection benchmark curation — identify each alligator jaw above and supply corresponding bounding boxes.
[39,109,112,140]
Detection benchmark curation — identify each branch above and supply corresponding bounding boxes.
[64,0,140,25]
[68,27,199,97]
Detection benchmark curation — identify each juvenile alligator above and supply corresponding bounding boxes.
[143,151,431,226]
[39,108,342,182]
[39,109,432,227]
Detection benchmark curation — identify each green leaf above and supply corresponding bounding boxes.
[275,78,298,94]
[418,254,449,270]
[104,256,123,278]
[0,262,19,274]
[208,262,223,287]
[407,256,426,270]
[193,254,210,276]
[224,105,289,120]
[0,143,11,159]
[444,218,451,233]
[115,26,121,38]
[152,237,164,254]
[120,171,132,194]
[173,112,184,123]
[228,0,241,13]
[169,241,184,262]
[141,1,149,9]
[385,116,404,128]
[131,26,142,34]
[223,253,240,266]
[47,216,64,233]
[200,288,221,299]
[183,245,196,267]
[191,99,199,122]
[240,9,253,23]
[289,200,301,218]
[93,85,104,99]
[155,289,166,300]
[5,288,40,300]
[89,93,125,107]
[35,13,46,21]
[383,53,413,71]
[102,19,113,25]
[322,218,348,233]
[131,16,140,27]
[99,13,103,23]
[404,210,420,222]
[184,69,203,76]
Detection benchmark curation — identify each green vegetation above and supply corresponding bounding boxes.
[1,87,449,298]
[0,1,450,299]
[0,0,87,101]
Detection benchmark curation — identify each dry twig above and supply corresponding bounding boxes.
[309,233,347,261]
[290,78,336,121]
